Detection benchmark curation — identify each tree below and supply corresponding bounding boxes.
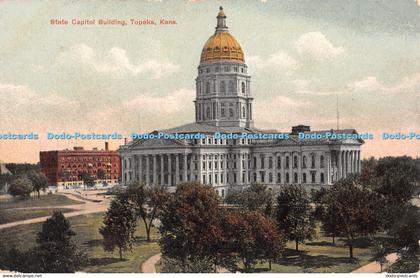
[159,182,225,271]
[322,177,382,259]
[99,197,137,260]
[5,163,39,175]
[366,156,419,203]
[386,204,420,251]
[222,210,285,272]
[123,182,169,241]
[371,241,388,272]
[225,183,274,216]
[35,211,85,272]
[8,176,33,198]
[275,185,315,251]
[27,170,48,198]
[311,187,338,244]
[387,249,419,273]
[78,171,95,189]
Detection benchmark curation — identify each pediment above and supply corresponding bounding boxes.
[129,138,187,149]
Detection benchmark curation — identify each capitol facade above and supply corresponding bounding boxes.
[119,7,363,196]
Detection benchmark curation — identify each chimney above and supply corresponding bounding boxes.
[105,142,109,151]
[291,125,311,135]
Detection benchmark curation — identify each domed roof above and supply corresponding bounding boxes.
[200,7,245,64]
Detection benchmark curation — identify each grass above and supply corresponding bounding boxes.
[0,212,161,273]
[247,228,374,273]
[0,208,76,224]
[0,194,83,209]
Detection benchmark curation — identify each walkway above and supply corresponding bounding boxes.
[352,253,399,273]
[0,190,111,230]
[141,253,162,273]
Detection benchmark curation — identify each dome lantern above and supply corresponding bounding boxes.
[216,6,227,32]
[200,7,245,64]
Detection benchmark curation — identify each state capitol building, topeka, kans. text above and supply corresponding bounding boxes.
[119,7,363,197]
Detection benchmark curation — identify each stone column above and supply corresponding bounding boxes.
[358,150,362,173]
[160,155,164,186]
[281,153,286,184]
[138,155,142,183]
[354,151,357,173]
[197,154,202,183]
[256,154,261,183]
[190,154,194,181]
[337,151,342,180]
[183,154,188,182]
[224,155,228,185]
[168,154,172,186]
[146,155,150,185]
[326,153,331,185]
[297,153,302,184]
[175,154,180,185]
[238,153,243,185]
[153,155,157,185]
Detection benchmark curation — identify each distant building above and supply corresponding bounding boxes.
[119,8,363,197]
[40,142,121,187]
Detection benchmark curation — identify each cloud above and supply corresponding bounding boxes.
[122,89,195,115]
[296,32,345,62]
[292,79,348,96]
[347,73,420,94]
[248,51,299,74]
[347,76,382,92]
[0,83,77,129]
[57,44,180,79]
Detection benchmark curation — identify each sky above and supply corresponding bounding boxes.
[0,0,419,163]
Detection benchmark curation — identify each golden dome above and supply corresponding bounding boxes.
[200,7,245,64]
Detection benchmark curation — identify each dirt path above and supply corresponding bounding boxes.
[141,253,161,273]
[0,191,111,230]
[352,253,398,273]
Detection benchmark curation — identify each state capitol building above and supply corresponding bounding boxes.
[119,7,363,197]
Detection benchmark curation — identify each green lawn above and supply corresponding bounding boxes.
[249,228,374,273]
[0,194,83,209]
[0,208,76,224]
[0,212,161,273]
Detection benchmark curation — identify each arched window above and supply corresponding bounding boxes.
[320,155,325,168]
[206,107,211,119]
[303,156,307,168]
[242,106,246,118]
[303,173,307,183]
[320,173,324,183]
[206,82,210,94]
[286,156,290,168]
[220,81,226,93]
[269,173,273,183]
[286,173,290,183]
[229,80,235,92]
[311,154,316,168]
[277,156,281,168]
[294,155,298,168]
[311,172,316,183]
[294,173,298,183]
[241,82,246,94]
[277,173,281,183]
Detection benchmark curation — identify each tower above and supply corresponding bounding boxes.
[195,7,253,128]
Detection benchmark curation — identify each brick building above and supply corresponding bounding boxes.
[40,142,121,187]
